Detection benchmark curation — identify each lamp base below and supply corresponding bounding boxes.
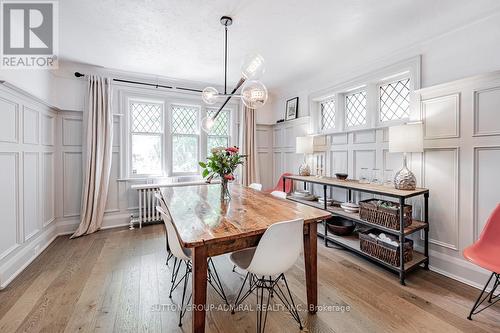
[394,165,416,190]
[298,163,311,176]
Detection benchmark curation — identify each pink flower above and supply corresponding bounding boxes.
[224,174,235,180]
[225,146,239,154]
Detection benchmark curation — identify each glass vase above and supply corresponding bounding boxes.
[221,179,231,201]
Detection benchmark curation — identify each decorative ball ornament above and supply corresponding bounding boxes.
[241,53,265,80]
[201,117,215,132]
[202,87,219,105]
[241,80,268,109]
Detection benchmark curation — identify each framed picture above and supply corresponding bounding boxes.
[285,97,299,120]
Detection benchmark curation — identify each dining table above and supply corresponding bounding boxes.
[160,183,331,333]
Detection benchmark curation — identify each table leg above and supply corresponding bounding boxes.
[303,223,318,314]
[192,245,208,333]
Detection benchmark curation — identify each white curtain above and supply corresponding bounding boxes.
[241,105,260,186]
[71,76,113,238]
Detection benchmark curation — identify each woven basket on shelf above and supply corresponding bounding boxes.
[359,229,413,267]
[359,199,412,230]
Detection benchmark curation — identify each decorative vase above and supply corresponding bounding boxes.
[298,163,311,176]
[394,154,416,190]
[221,179,231,201]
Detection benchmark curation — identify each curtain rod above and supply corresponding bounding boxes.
[73,72,203,93]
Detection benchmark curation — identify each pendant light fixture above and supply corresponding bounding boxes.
[201,16,268,133]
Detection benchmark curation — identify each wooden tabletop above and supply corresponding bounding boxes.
[285,175,429,198]
[160,184,331,248]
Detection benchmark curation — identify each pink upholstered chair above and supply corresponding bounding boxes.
[266,172,294,194]
[463,203,500,320]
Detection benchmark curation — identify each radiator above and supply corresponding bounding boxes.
[131,185,161,229]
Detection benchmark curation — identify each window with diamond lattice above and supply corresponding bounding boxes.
[172,105,199,173]
[130,101,163,176]
[345,90,367,127]
[207,109,230,154]
[380,78,410,122]
[320,99,336,130]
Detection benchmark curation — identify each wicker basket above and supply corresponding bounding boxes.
[359,229,413,267]
[359,199,412,230]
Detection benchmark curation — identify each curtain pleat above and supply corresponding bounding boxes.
[242,106,260,186]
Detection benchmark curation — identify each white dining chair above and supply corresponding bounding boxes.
[156,205,229,327]
[249,183,263,191]
[155,192,174,266]
[230,218,304,332]
[270,190,287,199]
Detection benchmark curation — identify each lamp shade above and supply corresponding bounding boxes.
[296,136,314,154]
[389,123,423,153]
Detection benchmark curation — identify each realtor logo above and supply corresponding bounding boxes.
[1,1,58,69]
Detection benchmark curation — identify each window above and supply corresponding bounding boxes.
[171,104,199,173]
[207,108,230,153]
[130,101,163,176]
[379,78,410,122]
[320,98,336,130]
[345,90,367,127]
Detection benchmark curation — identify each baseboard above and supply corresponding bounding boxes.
[0,212,133,289]
[0,224,59,289]
[426,249,491,290]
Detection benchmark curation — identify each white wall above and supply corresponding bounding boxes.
[270,12,500,123]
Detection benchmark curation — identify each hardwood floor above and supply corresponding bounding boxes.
[0,224,498,333]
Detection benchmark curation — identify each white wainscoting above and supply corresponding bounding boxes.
[271,71,500,289]
[0,85,58,289]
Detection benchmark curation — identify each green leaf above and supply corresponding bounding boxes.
[202,169,209,178]
[199,161,207,168]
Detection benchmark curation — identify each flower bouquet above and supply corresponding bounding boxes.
[199,146,246,200]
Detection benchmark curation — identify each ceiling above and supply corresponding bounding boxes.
[60,0,500,90]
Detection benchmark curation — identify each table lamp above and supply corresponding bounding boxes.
[296,136,314,176]
[389,123,423,190]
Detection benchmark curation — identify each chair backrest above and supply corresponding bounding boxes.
[270,191,287,199]
[154,192,167,210]
[246,219,304,276]
[156,205,190,260]
[249,183,263,191]
[269,172,294,194]
[477,203,500,245]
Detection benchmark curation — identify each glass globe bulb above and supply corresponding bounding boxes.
[241,53,265,80]
[202,86,219,105]
[201,116,215,133]
[241,80,268,109]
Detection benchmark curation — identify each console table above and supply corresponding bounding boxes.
[283,175,429,285]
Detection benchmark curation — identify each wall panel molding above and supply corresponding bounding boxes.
[473,86,500,137]
[23,152,40,242]
[473,146,500,240]
[0,152,20,261]
[422,147,459,251]
[62,117,83,146]
[22,106,40,145]
[62,152,83,218]
[0,96,19,143]
[422,93,460,140]
[42,152,55,226]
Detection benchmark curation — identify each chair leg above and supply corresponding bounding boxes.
[232,272,256,314]
[171,257,179,283]
[488,276,499,303]
[272,274,303,330]
[166,251,173,266]
[207,258,229,306]
[169,259,184,298]
[178,263,191,327]
[256,280,271,333]
[468,272,500,320]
